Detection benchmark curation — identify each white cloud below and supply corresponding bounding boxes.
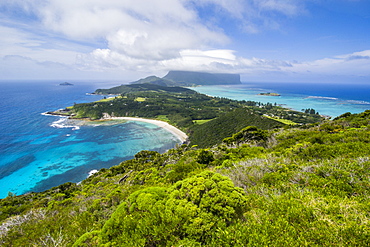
[0,55,72,80]
[105,23,224,61]
[285,50,370,78]
[1,0,228,61]
[190,0,306,33]
[256,0,302,16]
[191,0,246,19]
[0,0,369,83]
[0,25,94,64]
[0,0,304,70]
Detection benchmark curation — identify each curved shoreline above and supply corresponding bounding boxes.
[102,117,188,143]
[43,111,188,143]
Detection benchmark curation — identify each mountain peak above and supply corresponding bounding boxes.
[163,70,241,85]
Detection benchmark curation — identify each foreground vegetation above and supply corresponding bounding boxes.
[1,110,369,246]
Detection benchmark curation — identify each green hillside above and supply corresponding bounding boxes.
[189,108,284,148]
[1,111,369,246]
[132,75,185,87]
[94,82,194,95]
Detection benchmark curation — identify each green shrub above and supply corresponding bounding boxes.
[97,171,247,246]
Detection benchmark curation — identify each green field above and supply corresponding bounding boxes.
[265,115,298,125]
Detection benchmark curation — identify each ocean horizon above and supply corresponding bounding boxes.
[0,80,369,198]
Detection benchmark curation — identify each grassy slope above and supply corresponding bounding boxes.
[1,111,369,246]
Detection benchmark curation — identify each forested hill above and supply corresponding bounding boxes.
[1,110,369,246]
[94,82,195,95]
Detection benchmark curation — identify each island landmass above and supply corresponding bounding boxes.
[59,82,73,86]
[259,92,281,96]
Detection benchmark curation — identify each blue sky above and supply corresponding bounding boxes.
[0,0,369,83]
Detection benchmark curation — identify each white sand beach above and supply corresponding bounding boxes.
[106,117,188,143]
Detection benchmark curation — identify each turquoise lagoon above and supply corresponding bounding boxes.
[191,82,370,117]
[0,82,181,198]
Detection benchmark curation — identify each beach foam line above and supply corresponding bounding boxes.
[346,100,370,105]
[106,117,188,143]
[306,96,370,105]
[306,96,338,100]
[88,169,99,177]
[50,117,80,130]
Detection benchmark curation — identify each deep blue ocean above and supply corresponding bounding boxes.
[0,81,181,198]
[0,81,369,198]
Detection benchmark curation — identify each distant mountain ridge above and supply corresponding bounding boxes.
[163,70,241,85]
[94,70,241,94]
[132,76,176,87]
[130,70,241,87]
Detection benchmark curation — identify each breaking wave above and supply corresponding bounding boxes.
[50,117,80,130]
[306,96,339,100]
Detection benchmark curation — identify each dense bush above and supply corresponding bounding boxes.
[1,107,369,246]
[93,171,247,246]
